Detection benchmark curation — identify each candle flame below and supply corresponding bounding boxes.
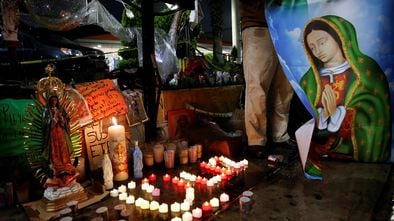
[112,117,117,125]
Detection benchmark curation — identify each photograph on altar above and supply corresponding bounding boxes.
[168,108,196,140]
[265,0,393,179]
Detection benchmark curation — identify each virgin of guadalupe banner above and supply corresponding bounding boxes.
[265,0,393,180]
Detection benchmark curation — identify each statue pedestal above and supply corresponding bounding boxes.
[42,189,88,212]
[22,185,109,221]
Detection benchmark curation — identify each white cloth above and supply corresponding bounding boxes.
[242,27,294,145]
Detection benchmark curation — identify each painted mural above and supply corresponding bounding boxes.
[266,0,393,179]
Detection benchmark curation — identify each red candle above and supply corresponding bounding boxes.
[163,174,171,182]
[172,176,179,184]
[177,179,185,187]
[201,177,207,185]
[202,201,212,212]
[221,173,227,181]
[226,169,232,176]
[149,173,157,182]
[215,166,221,174]
[199,161,207,169]
[195,176,202,184]
[141,178,149,184]
[220,167,227,174]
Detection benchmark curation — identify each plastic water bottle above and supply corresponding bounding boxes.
[133,141,143,179]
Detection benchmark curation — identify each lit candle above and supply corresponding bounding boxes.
[210,197,219,208]
[118,185,127,193]
[220,193,229,203]
[146,185,154,194]
[185,192,195,201]
[172,176,179,184]
[163,174,171,182]
[177,179,185,187]
[195,176,202,184]
[152,188,160,197]
[150,201,160,211]
[201,177,207,185]
[126,195,135,204]
[159,203,169,213]
[128,181,136,190]
[182,211,193,221]
[141,200,150,210]
[185,181,192,189]
[243,159,249,167]
[170,202,181,213]
[135,197,144,208]
[202,201,212,213]
[141,178,149,184]
[110,189,118,197]
[141,183,149,191]
[118,192,127,201]
[215,166,221,174]
[180,201,190,211]
[186,187,194,194]
[149,173,157,182]
[192,207,202,218]
[171,217,182,221]
[108,117,128,181]
[199,161,207,169]
[221,173,227,181]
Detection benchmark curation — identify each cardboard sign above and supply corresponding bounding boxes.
[84,121,109,170]
[76,79,128,122]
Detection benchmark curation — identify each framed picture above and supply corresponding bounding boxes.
[168,108,195,140]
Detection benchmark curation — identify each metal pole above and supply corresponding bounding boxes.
[231,0,241,62]
[141,0,157,141]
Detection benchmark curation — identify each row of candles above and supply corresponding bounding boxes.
[108,183,229,219]
[103,155,246,220]
[107,168,234,219]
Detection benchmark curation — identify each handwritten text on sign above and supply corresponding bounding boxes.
[85,121,109,170]
[76,79,128,121]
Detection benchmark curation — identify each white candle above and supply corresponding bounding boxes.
[185,192,194,201]
[243,159,249,166]
[171,202,181,212]
[171,217,182,221]
[126,195,135,204]
[182,211,193,221]
[128,181,136,190]
[135,197,144,207]
[192,207,202,218]
[150,201,160,211]
[141,183,149,191]
[210,197,219,208]
[220,193,229,203]
[110,189,118,197]
[141,199,150,210]
[118,185,127,193]
[180,201,190,211]
[146,185,154,193]
[159,203,168,213]
[108,117,128,181]
[186,187,194,194]
[118,192,127,201]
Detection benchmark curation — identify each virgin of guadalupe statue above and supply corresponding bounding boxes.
[42,94,79,187]
[300,15,391,179]
[24,64,83,189]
